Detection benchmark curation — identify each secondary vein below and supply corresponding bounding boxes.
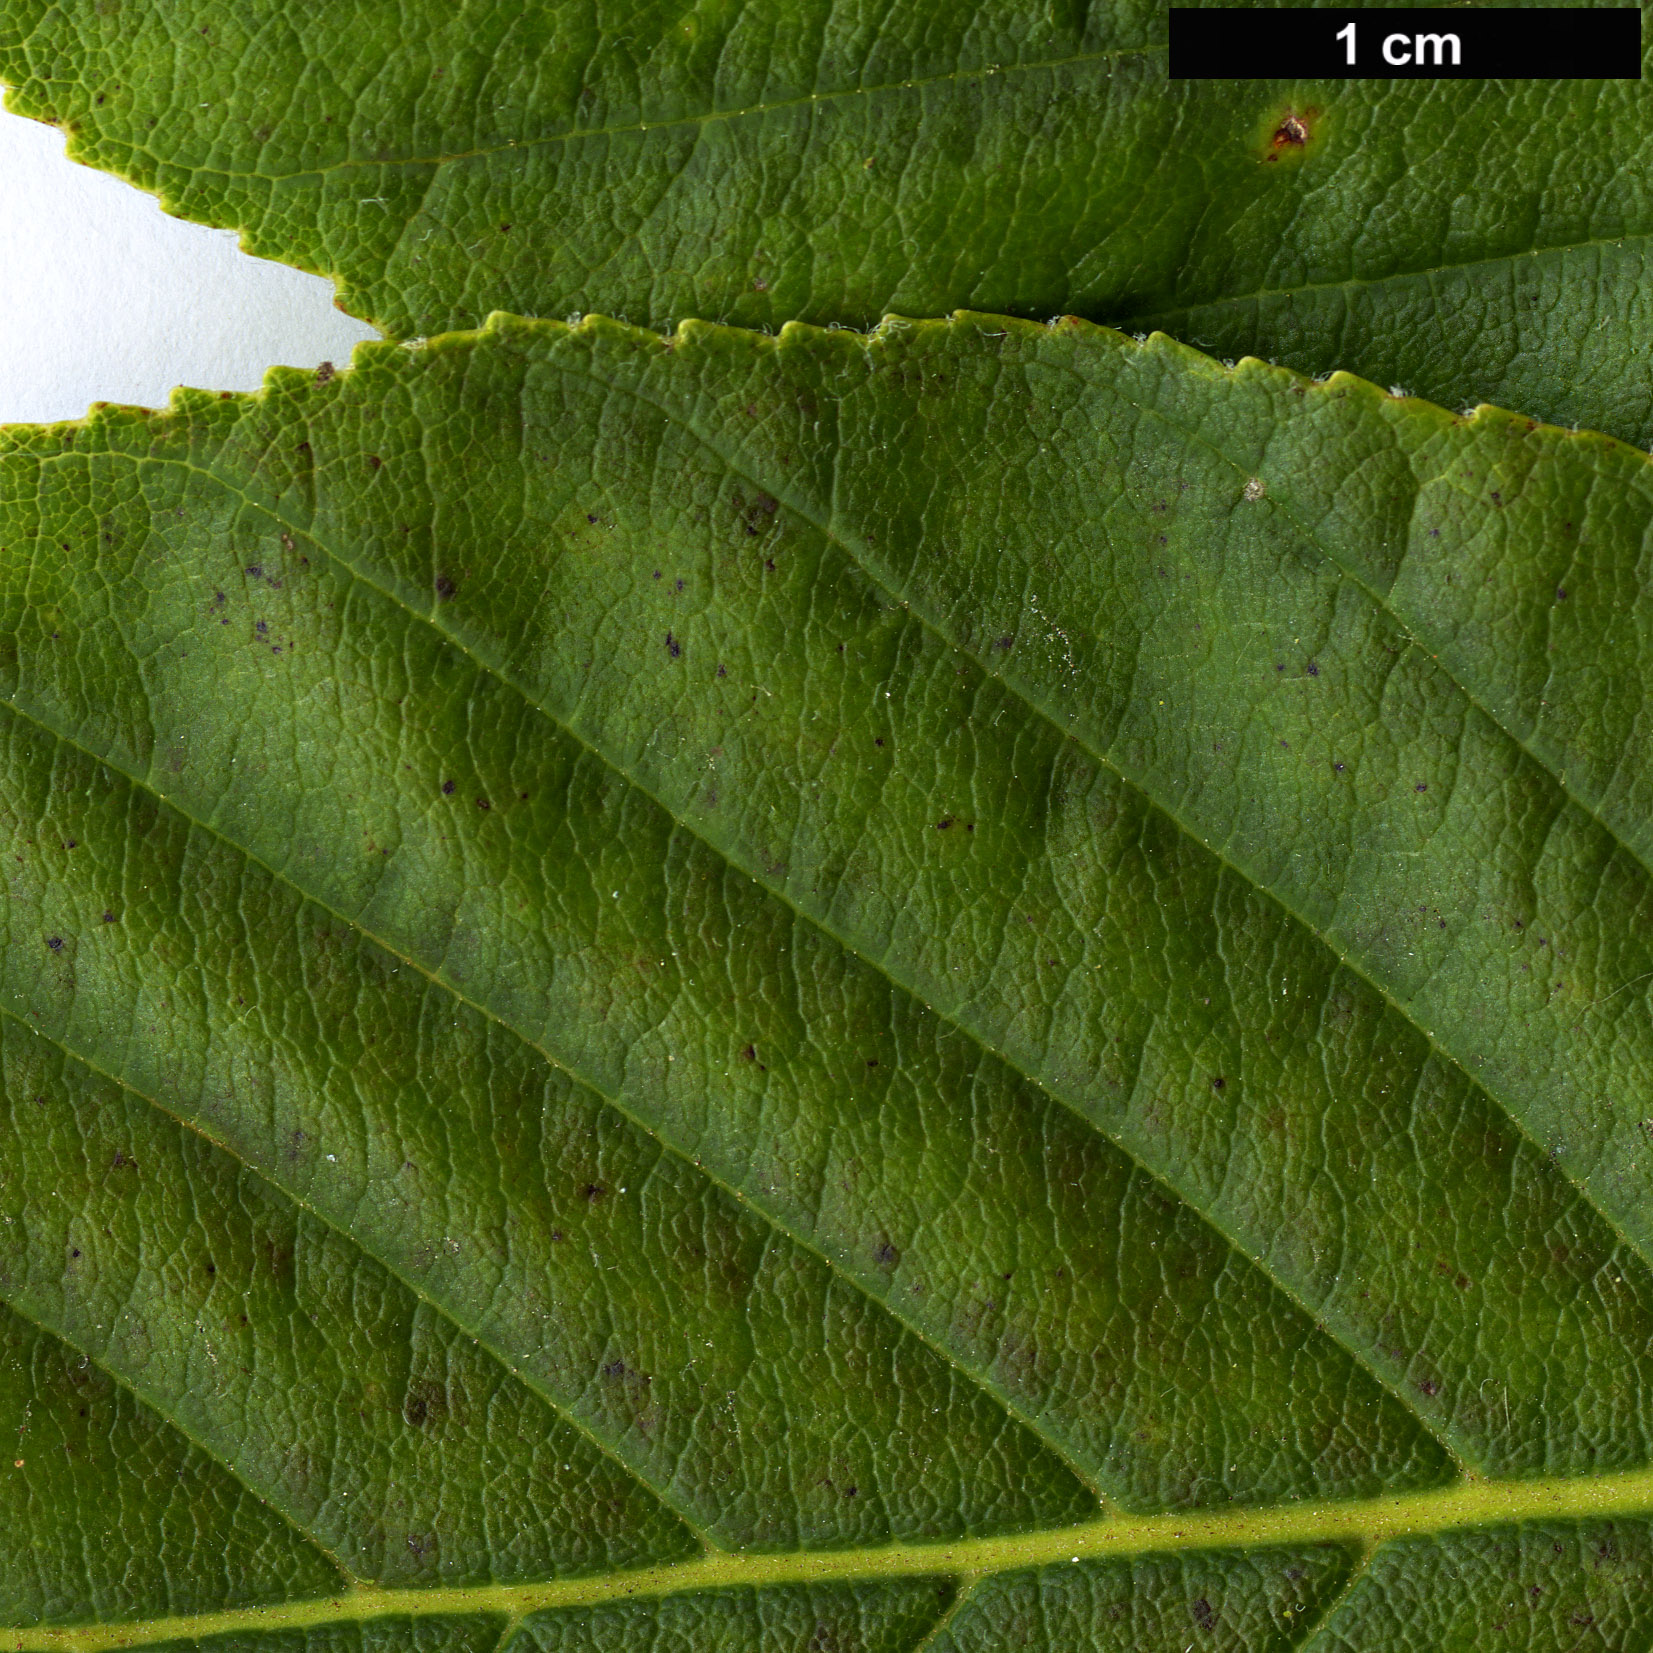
[0,1239,363,1590]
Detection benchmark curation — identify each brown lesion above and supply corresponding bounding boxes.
[1264,106,1319,160]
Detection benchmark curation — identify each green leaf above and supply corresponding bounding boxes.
[5,308,1653,1647]
[5,1,1653,441]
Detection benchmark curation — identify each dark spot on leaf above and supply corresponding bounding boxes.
[1305,661,1320,677]
[741,1044,757,1061]
[583,1183,607,1202]
[434,575,457,600]
[666,631,681,658]
[1211,1075,1225,1090]
[1192,1598,1216,1633]
[1415,782,1428,792]
[46,936,63,951]
[368,455,382,470]
[937,817,953,830]
[1556,587,1567,601]
[314,361,334,385]
[475,796,491,810]
[441,780,455,795]
[102,910,115,923]
[873,1241,900,1267]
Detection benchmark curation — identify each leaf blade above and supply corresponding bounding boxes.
[11,307,1653,1638]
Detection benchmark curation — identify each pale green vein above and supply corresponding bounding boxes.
[905,1574,977,1653]
[1283,1539,1377,1650]
[9,1467,1653,1652]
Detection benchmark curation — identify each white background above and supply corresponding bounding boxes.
[0,101,379,425]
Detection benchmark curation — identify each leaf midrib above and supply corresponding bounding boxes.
[16,314,1648,1560]
[11,1466,1653,1653]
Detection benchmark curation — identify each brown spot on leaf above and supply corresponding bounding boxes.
[1265,107,1318,160]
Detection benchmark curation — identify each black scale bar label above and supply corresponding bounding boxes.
[1169,6,1642,77]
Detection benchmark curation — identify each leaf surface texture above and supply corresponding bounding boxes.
[2,311,1653,1646]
